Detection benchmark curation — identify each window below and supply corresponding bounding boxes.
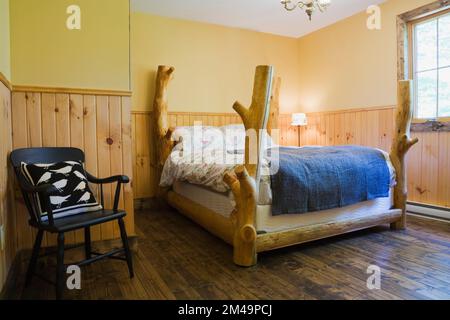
[411,10,450,119]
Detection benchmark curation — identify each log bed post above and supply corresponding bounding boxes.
[267,77,281,137]
[224,167,257,267]
[233,65,274,178]
[390,80,419,230]
[152,65,176,197]
[225,65,274,266]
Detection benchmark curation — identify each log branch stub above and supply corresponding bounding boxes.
[389,80,419,230]
[228,165,257,267]
[152,65,176,197]
[232,65,274,178]
[267,77,281,136]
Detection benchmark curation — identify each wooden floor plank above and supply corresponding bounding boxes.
[5,209,450,300]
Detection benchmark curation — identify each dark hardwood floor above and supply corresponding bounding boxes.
[4,207,450,300]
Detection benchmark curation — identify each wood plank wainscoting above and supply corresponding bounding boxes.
[0,75,15,293]
[131,106,448,209]
[9,87,135,253]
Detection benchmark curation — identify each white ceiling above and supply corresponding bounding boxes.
[131,0,386,38]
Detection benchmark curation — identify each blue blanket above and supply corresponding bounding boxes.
[268,146,390,216]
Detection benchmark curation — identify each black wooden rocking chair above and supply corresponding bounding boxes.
[10,147,134,300]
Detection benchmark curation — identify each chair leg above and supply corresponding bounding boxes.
[118,218,134,278]
[84,227,91,260]
[25,229,44,287]
[56,232,65,300]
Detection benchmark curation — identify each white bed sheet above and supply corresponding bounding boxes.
[173,181,394,233]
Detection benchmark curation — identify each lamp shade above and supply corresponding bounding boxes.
[291,113,308,126]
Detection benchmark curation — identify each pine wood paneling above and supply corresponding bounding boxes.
[121,97,135,235]
[70,94,84,244]
[407,131,422,202]
[96,96,114,242]
[420,133,438,205]
[10,91,135,249]
[83,95,101,242]
[131,107,447,209]
[109,96,124,239]
[0,81,14,293]
[24,93,42,261]
[41,94,57,147]
[132,112,153,200]
[11,92,33,251]
[437,133,450,207]
[41,94,58,247]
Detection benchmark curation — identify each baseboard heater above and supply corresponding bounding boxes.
[407,202,450,221]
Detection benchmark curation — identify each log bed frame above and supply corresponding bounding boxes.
[152,65,418,267]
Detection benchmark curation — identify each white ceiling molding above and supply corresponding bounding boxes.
[131,0,386,38]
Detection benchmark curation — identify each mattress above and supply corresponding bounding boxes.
[173,181,394,233]
[173,181,235,217]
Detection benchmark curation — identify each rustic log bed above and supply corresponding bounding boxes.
[151,65,418,267]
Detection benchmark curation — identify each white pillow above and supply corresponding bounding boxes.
[220,124,246,152]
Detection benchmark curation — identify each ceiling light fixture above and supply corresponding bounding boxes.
[281,0,331,21]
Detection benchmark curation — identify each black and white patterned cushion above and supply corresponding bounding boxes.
[21,161,102,221]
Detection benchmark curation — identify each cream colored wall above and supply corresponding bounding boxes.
[131,13,301,113]
[10,0,130,90]
[0,0,10,80]
[297,0,432,112]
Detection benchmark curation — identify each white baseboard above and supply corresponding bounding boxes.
[407,202,450,221]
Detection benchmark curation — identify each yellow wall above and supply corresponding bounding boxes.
[297,0,432,112]
[131,13,301,113]
[0,0,10,80]
[6,0,435,112]
[10,0,130,90]
[9,0,431,113]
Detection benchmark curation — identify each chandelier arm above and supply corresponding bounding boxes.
[281,0,330,20]
[282,1,307,11]
[317,4,328,13]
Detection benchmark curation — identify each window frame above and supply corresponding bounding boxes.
[408,8,450,122]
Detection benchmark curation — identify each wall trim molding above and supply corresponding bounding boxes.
[297,105,395,116]
[398,0,450,23]
[411,119,450,132]
[131,105,396,116]
[13,85,132,97]
[132,110,237,116]
[407,202,450,221]
[1,74,133,98]
[0,72,12,91]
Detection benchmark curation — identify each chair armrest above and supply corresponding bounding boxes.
[85,171,129,211]
[17,173,59,196]
[16,173,58,225]
[86,172,130,185]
